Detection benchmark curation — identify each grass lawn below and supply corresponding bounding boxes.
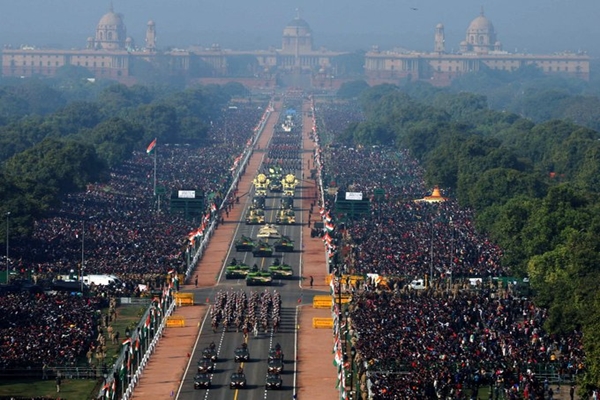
[0,378,99,399]
[103,304,148,365]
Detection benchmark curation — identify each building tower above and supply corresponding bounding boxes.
[145,20,157,52]
[281,10,313,55]
[95,4,127,50]
[434,23,445,53]
[464,7,497,54]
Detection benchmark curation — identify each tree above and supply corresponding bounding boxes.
[337,80,370,99]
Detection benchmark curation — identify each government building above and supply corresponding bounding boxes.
[1,7,590,89]
[1,6,346,89]
[365,10,590,86]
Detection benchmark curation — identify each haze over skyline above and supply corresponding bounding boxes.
[0,0,597,56]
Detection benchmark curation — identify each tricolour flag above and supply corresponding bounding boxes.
[146,138,157,154]
[325,221,334,232]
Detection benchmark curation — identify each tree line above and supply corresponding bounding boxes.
[0,78,250,239]
[338,82,600,390]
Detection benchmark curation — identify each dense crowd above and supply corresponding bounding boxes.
[0,103,265,369]
[351,289,584,399]
[317,102,584,399]
[12,105,264,286]
[0,292,106,368]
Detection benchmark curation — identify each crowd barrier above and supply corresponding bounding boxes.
[313,295,332,309]
[175,292,194,306]
[166,316,186,328]
[312,317,334,328]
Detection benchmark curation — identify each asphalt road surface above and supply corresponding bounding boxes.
[177,112,311,400]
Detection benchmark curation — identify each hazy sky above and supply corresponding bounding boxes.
[0,0,597,56]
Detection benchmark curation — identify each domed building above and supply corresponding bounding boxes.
[460,9,501,54]
[365,9,589,87]
[281,14,313,54]
[94,5,128,50]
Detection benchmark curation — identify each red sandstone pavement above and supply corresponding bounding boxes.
[132,99,339,400]
[295,99,339,400]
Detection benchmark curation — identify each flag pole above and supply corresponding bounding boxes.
[153,144,157,197]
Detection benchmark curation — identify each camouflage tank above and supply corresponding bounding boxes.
[235,235,256,252]
[274,236,294,253]
[252,240,273,257]
[225,259,251,279]
[268,258,293,279]
[275,209,295,225]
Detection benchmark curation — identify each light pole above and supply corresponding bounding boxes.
[5,212,9,284]
[429,216,434,288]
[81,221,85,293]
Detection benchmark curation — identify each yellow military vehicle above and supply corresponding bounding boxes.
[282,174,298,197]
[253,173,269,197]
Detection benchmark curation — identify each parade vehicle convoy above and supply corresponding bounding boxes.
[252,241,274,257]
[246,265,273,286]
[194,373,211,389]
[253,173,269,197]
[245,208,265,225]
[267,357,284,373]
[235,235,256,252]
[265,373,283,390]
[257,224,281,239]
[225,259,251,279]
[273,236,294,252]
[229,371,247,389]
[197,358,215,373]
[268,345,284,361]
[268,259,293,279]
[275,208,295,224]
[202,344,218,362]
[234,344,250,362]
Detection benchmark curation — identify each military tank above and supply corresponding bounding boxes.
[273,236,294,253]
[225,259,251,279]
[252,240,273,257]
[275,209,295,225]
[246,265,273,286]
[245,208,265,225]
[268,258,293,279]
[235,235,256,252]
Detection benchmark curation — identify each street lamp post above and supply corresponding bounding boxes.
[81,221,85,293]
[350,346,356,399]
[5,212,10,284]
[429,216,434,288]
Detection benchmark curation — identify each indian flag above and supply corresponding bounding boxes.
[325,221,334,232]
[146,138,157,154]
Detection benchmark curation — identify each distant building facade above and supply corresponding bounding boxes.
[1,8,346,89]
[365,10,590,86]
[1,8,591,88]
